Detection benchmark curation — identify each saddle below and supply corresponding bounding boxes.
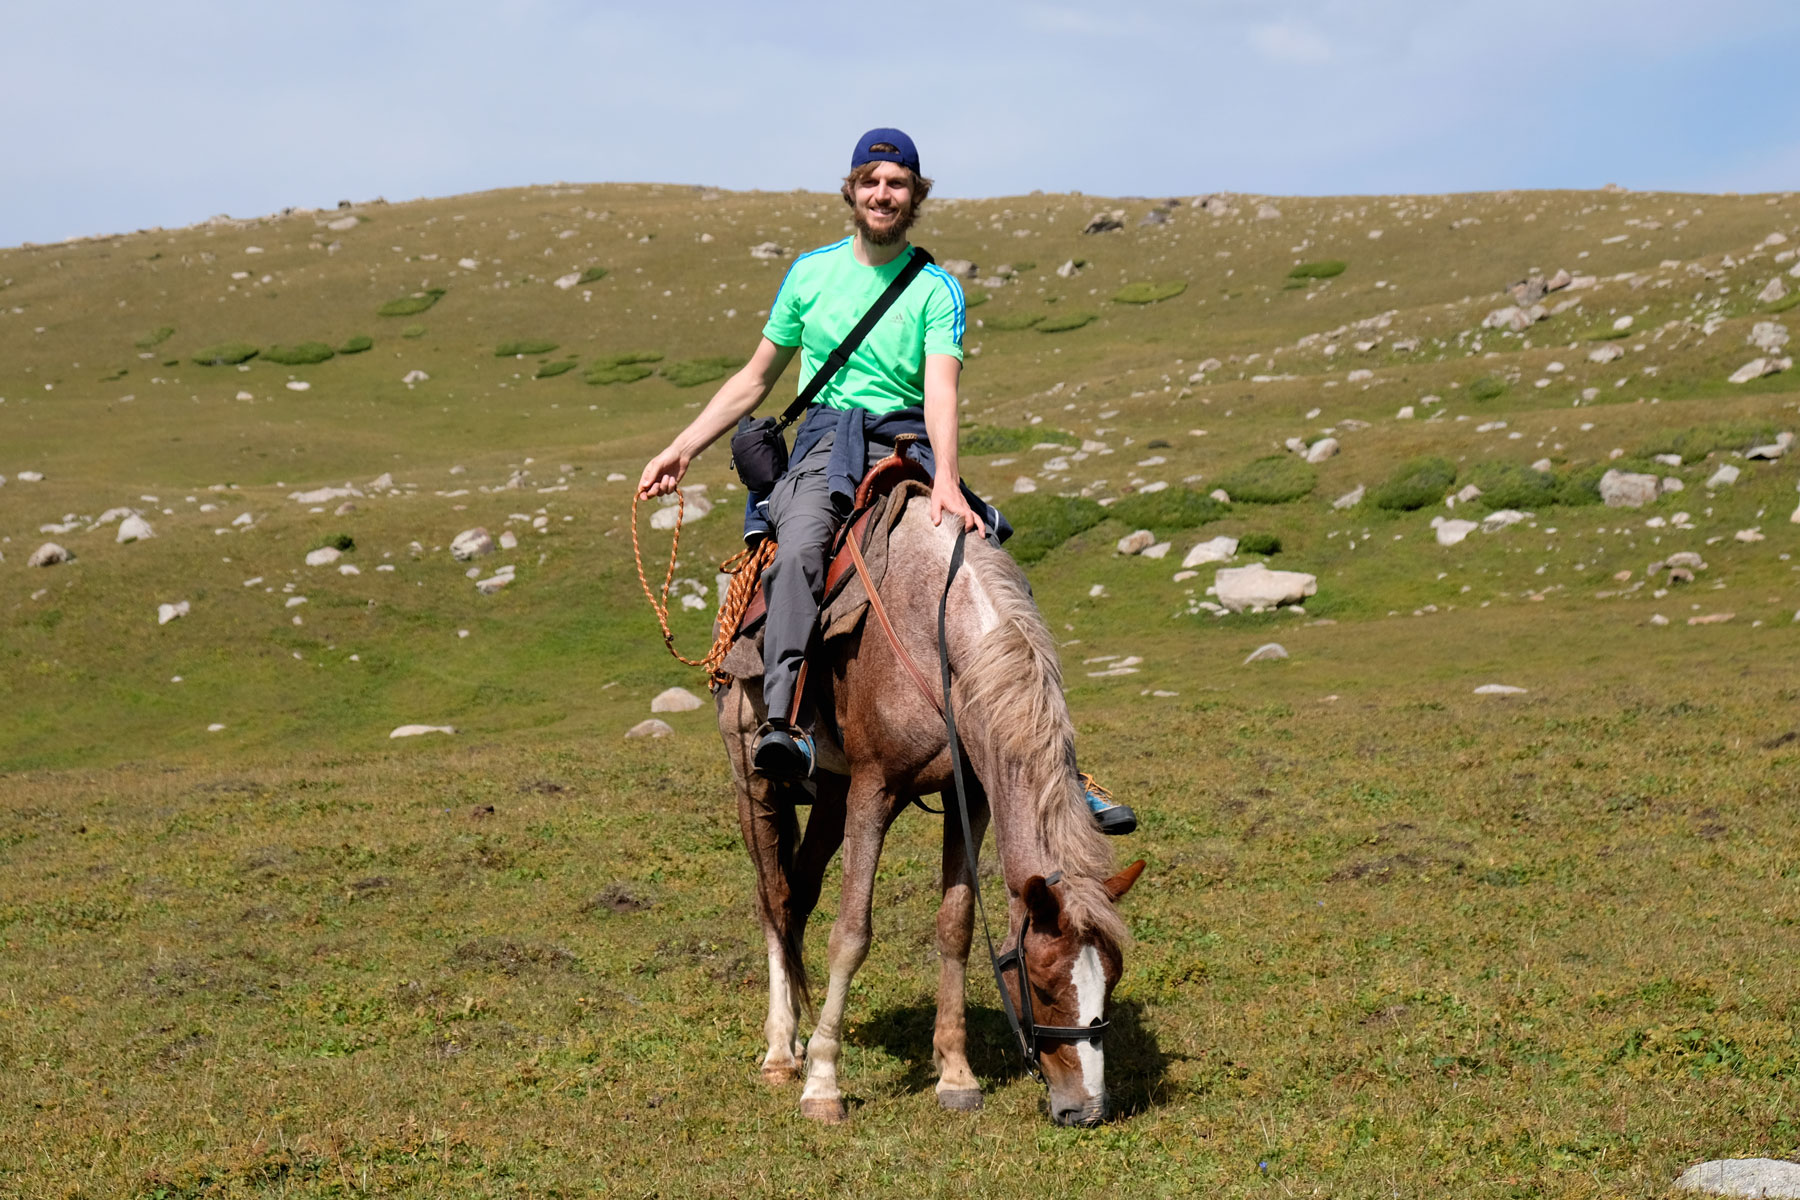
[719,441,932,679]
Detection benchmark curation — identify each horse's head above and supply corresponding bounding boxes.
[1002,859,1145,1126]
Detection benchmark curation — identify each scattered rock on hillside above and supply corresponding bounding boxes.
[499,530,519,550]
[650,493,712,530]
[286,381,310,392]
[390,724,455,738]
[1082,210,1126,234]
[1474,684,1528,696]
[305,547,342,567]
[1305,437,1340,463]
[1432,517,1479,546]
[1688,612,1735,626]
[939,258,976,279]
[27,543,71,567]
[749,242,787,259]
[1750,322,1789,353]
[651,687,702,713]
[553,272,582,290]
[117,515,155,543]
[626,718,674,739]
[1759,278,1790,305]
[1117,530,1156,555]
[1547,268,1573,291]
[1333,485,1365,510]
[1599,470,1659,508]
[1213,563,1316,612]
[1143,541,1172,559]
[1706,465,1740,489]
[475,572,513,594]
[1184,535,1238,568]
[157,601,190,626]
[18,470,44,482]
[1255,203,1282,220]
[1481,509,1528,532]
[369,472,395,490]
[1056,259,1081,278]
[1012,476,1038,494]
[451,528,495,560]
[1589,344,1625,364]
[1243,643,1288,664]
[402,369,429,385]
[1729,356,1791,383]
[289,485,361,504]
[1675,1157,1800,1198]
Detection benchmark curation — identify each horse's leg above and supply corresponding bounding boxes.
[800,775,900,1123]
[933,779,991,1111]
[763,775,847,1081]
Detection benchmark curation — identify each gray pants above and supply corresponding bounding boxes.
[760,430,886,723]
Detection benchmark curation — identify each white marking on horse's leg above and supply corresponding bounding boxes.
[762,940,801,1077]
[1071,944,1106,1102]
[801,961,857,1102]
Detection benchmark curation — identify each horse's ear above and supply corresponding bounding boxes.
[1022,875,1063,928]
[1103,859,1146,903]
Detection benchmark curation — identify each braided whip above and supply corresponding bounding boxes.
[632,486,777,682]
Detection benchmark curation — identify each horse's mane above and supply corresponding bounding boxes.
[953,535,1129,948]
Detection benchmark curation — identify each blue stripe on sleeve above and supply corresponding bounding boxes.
[921,263,966,346]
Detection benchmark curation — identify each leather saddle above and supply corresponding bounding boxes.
[730,437,932,643]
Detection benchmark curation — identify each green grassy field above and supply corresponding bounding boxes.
[2,182,1797,1197]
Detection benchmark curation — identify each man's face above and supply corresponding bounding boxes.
[852,161,916,246]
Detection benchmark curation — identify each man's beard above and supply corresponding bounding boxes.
[854,200,915,246]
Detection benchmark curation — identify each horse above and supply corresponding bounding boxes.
[714,485,1146,1126]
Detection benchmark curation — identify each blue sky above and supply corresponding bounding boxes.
[5,0,1796,247]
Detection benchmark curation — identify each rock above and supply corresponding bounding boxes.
[116,514,156,543]
[1346,369,1373,383]
[1255,203,1282,220]
[1055,259,1081,278]
[334,501,358,516]
[1706,465,1741,489]
[288,485,361,504]
[1750,322,1789,353]
[1117,530,1156,555]
[1674,1157,1800,1197]
[1613,315,1634,332]
[369,471,395,490]
[625,718,674,739]
[1759,277,1790,305]
[1213,563,1316,612]
[1142,542,1172,560]
[1662,477,1685,493]
[1483,305,1531,332]
[1687,612,1735,626]
[402,369,429,384]
[1434,518,1479,546]
[1650,613,1670,626]
[1531,458,1553,472]
[157,601,190,625]
[390,724,455,738]
[327,215,358,231]
[1474,684,1528,695]
[1209,488,1231,504]
[286,381,311,392]
[17,470,44,482]
[939,258,977,279]
[1243,643,1288,664]
[1735,528,1765,543]
[1012,476,1038,494]
[305,547,342,566]
[232,512,253,527]
[1546,268,1573,291]
[1082,210,1126,234]
[1729,356,1791,383]
[1332,485,1366,511]
[1183,535,1239,567]
[1746,441,1787,460]
[1285,436,1308,455]
[451,528,495,560]
[651,686,702,713]
[1305,437,1340,464]
[1588,344,1624,364]
[1792,501,1800,525]
[1508,276,1548,306]
[1599,470,1659,508]
[749,242,787,259]
[339,564,361,576]
[649,493,712,530]
[1666,551,1706,570]
[499,530,519,550]
[1481,509,1528,531]
[1456,484,1484,504]
[553,272,582,290]
[475,573,512,594]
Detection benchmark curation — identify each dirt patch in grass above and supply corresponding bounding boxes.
[582,882,651,914]
[453,938,578,976]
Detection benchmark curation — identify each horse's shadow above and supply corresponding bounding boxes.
[852,997,1175,1117]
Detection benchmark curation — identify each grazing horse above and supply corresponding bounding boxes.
[716,490,1145,1126]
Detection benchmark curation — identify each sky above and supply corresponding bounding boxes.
[4,0,1797,247]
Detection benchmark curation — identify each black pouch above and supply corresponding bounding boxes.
[730,415,788,494]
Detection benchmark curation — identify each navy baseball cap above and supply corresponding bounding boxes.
[851,128,920,174]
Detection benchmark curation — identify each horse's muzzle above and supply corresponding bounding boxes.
[1051,1095,1107,1127]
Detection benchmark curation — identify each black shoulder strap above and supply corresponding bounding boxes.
[775,247,935,432]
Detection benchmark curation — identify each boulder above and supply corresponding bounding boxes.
[1759,277,1789,305]
[1706,465,1740,489]
[1117,530,1156,555]
[1588,344,1624,364]
[1055,259,1081,278]
[1750,321,1789,353]
[1243,643,1288,664]
[1674,1157,1800,1198]
[369,471,395,490]
[499,530,519,550]
[451,528,495,560]
[1082,210,1126,234]
[475,573,512,594]
[1183,535,1239,567]
[402,369,429,384]
[650,493,712,530]
[305,547,342,566]
[1213,563,1316,612]
[116,514,156,543]
[1546,268,1573,291]
[625,718,674,739]
[1456,484,1484,504]
[28,542,71,567]
[1688,612,1735,625]
[1434,518,1479,546]
[1746,441,1787,460]
[157,601,190,626]
[1305,437,1340,464]
[1599,470,1659,508]
[1508,276,1548,306]
[939,258,977,279]
[1255,203,1282,220]
[390,724,455,738]
[17,470,44,482]
[749,242,787,259]
[1474,684,1528,696]
[651,686,702,713]
[1332,485,1365,510]
[1012,476,1038,494]
[1729,356,1791,383]
[1481,509,1528,532]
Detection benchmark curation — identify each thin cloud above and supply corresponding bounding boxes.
[1248,16,1333,63]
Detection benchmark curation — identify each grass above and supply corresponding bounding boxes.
[1468,375,1509,402]
[660,355,740,388]
[190,340,259,366]
[263,341,337,365]
[1237,531,1281,555]
[1463,461,1560,511]
[1636,420,1781,460]
[400,323,427,339]
[494,339,560,357]
[133,325,175,348]
[1112,280,1187,304]
[1372,455,1459,511]
[1037,310,1097,333]
[961,425,1076,455]
[1287,260,1347,280]
[1109,486,1230,532]
[1216,455,1316,504]
[1001,493,1107,564]
[535,358,580,378]
[983,310,1044,331]
[377,288,446,317]
[337,334,373,354]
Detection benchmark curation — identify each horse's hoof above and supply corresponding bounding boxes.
[800,1097,848,1124]
[937,1088,983,1112]
[760,1064,802,1086]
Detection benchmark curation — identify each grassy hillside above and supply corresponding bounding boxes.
[2,181,1798,1196]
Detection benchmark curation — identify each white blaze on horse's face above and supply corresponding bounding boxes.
[1021,926,1122,1128]
[1070,944,1106,1101]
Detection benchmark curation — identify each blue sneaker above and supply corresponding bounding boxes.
[754,722,815,782]
[1082,773,1137,836]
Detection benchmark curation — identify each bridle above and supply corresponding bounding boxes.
[937,527,1109,1078]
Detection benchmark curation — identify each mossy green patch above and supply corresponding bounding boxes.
[577,267,609,285]
[961,425,1076,455]
[1002,494,1107,565]
[1037,310,1097,333]
[1764,291,1800,314]
[1372,455,1458,511]
[963,293,988,309]
[495,340,560,357]
[133,326,175,349]
[1287,260,1347,280]
[1635,420,1781,460]
[263,342,337,366]
[1217,455,1316,504]
[584,352,663,386]
[337,335,373,355]
[1112,280,1187,304]
[1584,323,1631,341]
[1468,376,1509,402]
[1463,461,1559,511]
[190,341,260,366]
[1109,487,1230,532]
[660,356,740,388]
[535,359,580,379]
[1239,532,1282,555]
[400,324,427,339]
[984,310,1044,331]
[377,289,446,318]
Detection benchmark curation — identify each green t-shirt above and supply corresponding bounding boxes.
[762,239,965,415]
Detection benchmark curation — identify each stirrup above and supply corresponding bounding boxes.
[754,722,815,782]
[1081,772,1137,837]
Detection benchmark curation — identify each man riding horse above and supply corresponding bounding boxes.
[636,127,1134,835]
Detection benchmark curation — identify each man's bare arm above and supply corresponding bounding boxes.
[923,353,984,535]
[637,339,798,497]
